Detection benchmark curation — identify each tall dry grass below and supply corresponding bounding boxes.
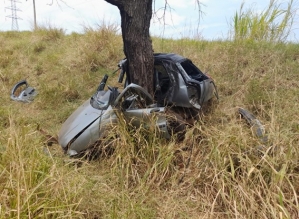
[0,22,299,218]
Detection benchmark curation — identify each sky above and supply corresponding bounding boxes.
[0,0,298,41]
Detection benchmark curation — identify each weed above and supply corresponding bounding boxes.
[34,25,65,42]
[0,20,299,218]
[232,0,295,42]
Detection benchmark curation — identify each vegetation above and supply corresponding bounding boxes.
[232,0,295,42]
[0,9,299,218]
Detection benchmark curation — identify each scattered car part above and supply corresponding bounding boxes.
[58,53,218,157]
[238,108,268,144]
[10,80,37,103]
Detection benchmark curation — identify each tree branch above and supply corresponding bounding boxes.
[104,0,124,8]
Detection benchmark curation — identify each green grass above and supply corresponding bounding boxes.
[232,0,295,42]
[0,22,299,218]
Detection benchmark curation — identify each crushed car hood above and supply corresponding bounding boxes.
[58,99,103,149]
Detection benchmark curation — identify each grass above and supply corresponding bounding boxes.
[0,17,299,218]
[232,0,295,42]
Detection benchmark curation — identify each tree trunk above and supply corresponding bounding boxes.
[105,0,154,95]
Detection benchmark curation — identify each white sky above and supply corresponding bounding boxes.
[0,0,298,41]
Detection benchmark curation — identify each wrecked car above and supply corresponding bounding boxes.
[120,53,217,109]
[58,53,218,156]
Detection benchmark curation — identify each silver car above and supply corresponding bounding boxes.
[58,53,217,156]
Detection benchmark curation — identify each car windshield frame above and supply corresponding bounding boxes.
[90,90,111,110]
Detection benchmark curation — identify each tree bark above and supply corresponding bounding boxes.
[105,0,154,95]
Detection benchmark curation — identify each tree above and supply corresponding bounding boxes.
[105,0,154,95]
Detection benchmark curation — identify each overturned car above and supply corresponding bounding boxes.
[58,53,218,156]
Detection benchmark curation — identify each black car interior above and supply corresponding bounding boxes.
[154,63,171,105]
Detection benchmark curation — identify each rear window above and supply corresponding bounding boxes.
[180,60,208,82]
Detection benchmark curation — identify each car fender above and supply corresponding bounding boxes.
[58,99,103,152]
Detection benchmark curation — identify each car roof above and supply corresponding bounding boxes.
[154,53,188,63]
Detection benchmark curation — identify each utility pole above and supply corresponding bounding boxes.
[5,0,22,31]
[26,0,37,30]
[33,0,37,30]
